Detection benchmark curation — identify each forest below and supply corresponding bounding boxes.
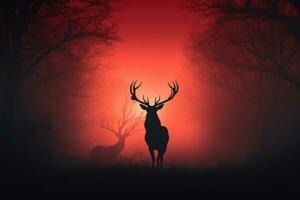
[0,0,299,197]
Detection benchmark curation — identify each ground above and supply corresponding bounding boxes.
[1,162,298,199]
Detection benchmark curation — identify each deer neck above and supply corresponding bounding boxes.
[114,136,125,153]
[145,112,161,131]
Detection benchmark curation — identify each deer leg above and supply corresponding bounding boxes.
[160,154,164,169]
[158,151,164,169]
[149,148,155,168]
[156,154,160,168]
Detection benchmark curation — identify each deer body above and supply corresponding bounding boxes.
[144,109,169,152]
[130,81,178,168]
[90,99,143,166]
[145,126,169,165]
[90,136,125,165]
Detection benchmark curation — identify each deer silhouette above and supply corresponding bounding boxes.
[130,81,179,168]
[90,99,143,166]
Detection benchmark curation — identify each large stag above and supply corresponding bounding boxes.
[90,99,143,166]
[130,81,179,168]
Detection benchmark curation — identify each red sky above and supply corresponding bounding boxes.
[72,0,212,167]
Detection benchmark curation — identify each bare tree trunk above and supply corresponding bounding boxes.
[0,43,23,164]
[259,77,281,161]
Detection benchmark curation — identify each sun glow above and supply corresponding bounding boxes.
[73,0,207,166]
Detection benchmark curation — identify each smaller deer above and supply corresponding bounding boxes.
[90,99,143,166]
[130,81,179,168]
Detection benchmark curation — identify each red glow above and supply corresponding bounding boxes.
[73,0,209,167]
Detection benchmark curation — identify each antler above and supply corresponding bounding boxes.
[119,99,143,137]
[101,98,144,138]
[130,80,150,106]
[122,111,144,137]
[101,120,119,137]
[154,81,179,106]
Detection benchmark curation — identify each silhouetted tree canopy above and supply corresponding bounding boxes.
[188,0,300,161]
[0,0,118,159]
[188,0,300,89]
[0,0,117,87]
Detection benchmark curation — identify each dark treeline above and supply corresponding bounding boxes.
[188,0,300,165]
[0,0,118,166]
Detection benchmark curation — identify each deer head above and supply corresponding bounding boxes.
[130,80,179,117]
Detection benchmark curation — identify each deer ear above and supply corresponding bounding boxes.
[156,104,164,110]
[140,104,148,110]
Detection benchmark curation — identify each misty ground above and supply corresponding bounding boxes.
[1,161,298,198]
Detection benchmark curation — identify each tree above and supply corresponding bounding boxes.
[188,0,300,162]
[188,0,300,89]
[0,0,117,145]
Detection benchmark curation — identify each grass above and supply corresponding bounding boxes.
[1,162,298,198]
